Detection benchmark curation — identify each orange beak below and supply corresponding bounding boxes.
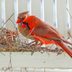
[16,18,22,24]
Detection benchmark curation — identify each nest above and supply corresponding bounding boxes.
[0,28,18,48]
[0,28,64,55]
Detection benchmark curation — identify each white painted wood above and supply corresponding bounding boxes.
[0,53,10,67]
[31,0,41,18]
[18,0,27,13]
[57,0,67,36]
[14,0,19,30]
[40,0,45,21]
[27,0,32,15]
[0,0,2,27]
[0,0,5,22]
[44,0,53,25]
[0,66,72,72]
[14,0,18,21]
[0,0,1,17]
[4,0,15,30]
[53,0,58,28]
[0,52,72,68]
[5,0,14,20]
[69,0,72,34]
[66,0,70,30]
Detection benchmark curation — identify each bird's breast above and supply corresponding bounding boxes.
[18,24,34,39]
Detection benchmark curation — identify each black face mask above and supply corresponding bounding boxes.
[22,22,30,30]
[18,17,30,30]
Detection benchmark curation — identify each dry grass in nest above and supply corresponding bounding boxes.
[0,28,64,55]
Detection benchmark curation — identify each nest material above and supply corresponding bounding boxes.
[0,28,64,55]
[0,28,18,47]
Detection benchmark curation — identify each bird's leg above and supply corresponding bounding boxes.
[54,47,64,55]
[36,42,43,48]
[31,41,39,47]
[30,41,43,55]
[29,41,38,56]
[28,40,42,47]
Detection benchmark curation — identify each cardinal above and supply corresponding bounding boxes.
[16,11,72,57]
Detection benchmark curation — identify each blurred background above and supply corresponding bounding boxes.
[0,0,72,35]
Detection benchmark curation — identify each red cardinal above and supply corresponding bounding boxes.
[16,11,72,57]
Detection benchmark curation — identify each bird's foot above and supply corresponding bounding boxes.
[27,41,37,46]
[55,48,64,55]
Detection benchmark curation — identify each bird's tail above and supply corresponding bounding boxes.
[55,41,72,58]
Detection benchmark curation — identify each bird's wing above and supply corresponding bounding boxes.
[32,23,62,41]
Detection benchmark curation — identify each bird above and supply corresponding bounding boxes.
[16,11,72,58]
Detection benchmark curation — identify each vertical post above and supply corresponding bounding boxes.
[27,0,31,15]
[40,0,44,21]
[69,0,72,35]
[14,0,18,21]
[57,0,67,36]
[0,0,1,17]
[1,0,5,22]
[66,0,71,30]
[18,0,27,13]
[53,0,58,28]
[0,0,5,28]
[31,0,41,17]
[44,0,53,25]
[14,0,18,30]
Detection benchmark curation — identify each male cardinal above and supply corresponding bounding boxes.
[16,11,72,57]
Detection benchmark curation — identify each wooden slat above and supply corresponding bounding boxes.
[31,0,41,18]
[5,0,14,20]
[44,0,53,25]
[0,0,1,17]
[18,0,27,13]
[0,0,6,28]
[0,0,5,21]
[69,0,72,34]
[27,0,31,15]
[0,0,2,27]
[0,53,10,68]
[57,0,67,36]
[66,0,70,30]
[53,0,58,28]
[14,0,18,21]
[5,0,15,30]
[40,0,45,21]
[12,52,72,68]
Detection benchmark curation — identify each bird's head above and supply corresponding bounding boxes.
[16,11,29,23]
[16,11,29,28]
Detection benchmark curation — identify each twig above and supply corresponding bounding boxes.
[68,30,72,38]
[66,8,72,19]
[1,13,14,29]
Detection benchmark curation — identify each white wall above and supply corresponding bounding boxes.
[0,0,72,35]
